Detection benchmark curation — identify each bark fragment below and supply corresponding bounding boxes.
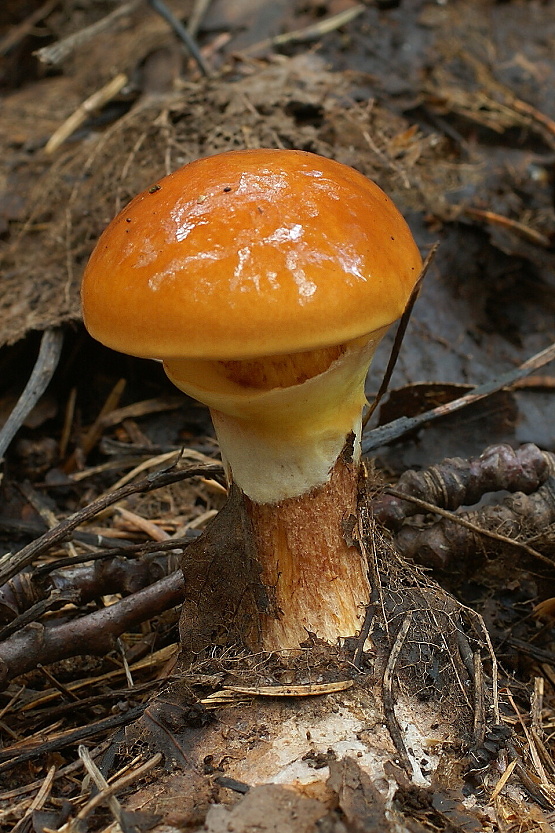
[372,443,554,532]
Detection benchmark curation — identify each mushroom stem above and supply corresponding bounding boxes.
[242,452,367,649]
[164,331,387,649]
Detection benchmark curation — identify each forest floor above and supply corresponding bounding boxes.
[0,1,555,831]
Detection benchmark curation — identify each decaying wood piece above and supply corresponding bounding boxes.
[395,478,555,572]
[372,443,555,531]
[369,442,555,573]
[0,551,181,625]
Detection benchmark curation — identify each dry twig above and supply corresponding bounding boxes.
[0,0,58,56]
[0,570,185,686]
[363,342,555,453]
[382,612,413,773]
[0,329,63,462]
[55,745,162,832]
[147,0,210,76]
[363,244,437,429]
[0,461,223,585]
[0,705,146,775]
[241,5,365,55]
[45,74,129,155]
[34,0,143,65]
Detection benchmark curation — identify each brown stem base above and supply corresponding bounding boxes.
[242,455,370,650]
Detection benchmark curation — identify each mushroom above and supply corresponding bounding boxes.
[81,149,421,651]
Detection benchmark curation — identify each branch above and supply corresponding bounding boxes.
[0,552,182,629]
[0,571,185,688]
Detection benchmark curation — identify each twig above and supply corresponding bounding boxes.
[0,515,142,552]
[187,0,212,38]
[19,643,177,711]
[0,740,111,802]
[17,481,79,564]
[350,523,376,668]
[382,612,413,773]
[464,207,552,249]
[505,689,549,785]
[0,0,58,56]
[363,341,555,453]
[76,745,127,831]
[117,637,135,688]
[23,678,177,722]
[34,0,142,65]
[511,96,555,143]
[115,506,170,541]
[465,50,555,149]
[0,686,25,721]
[0,589,80,641]
[508,639,555,666]
[61,746,162,831]
[491,758,518,801]
[531,677,545,734]
[148,0,210,76]
[11,765,56,833]
[0,706,146,774]
[511,758,555,811]
[79,378,127,459]
[59,387,77,459]
[95,395,184,431]
[36,664,81,702]
[351,601,374,670]
[32,535,196,578]
[0,461,222,585]
[0,328,63,462]
[105,447,218,492]
[219,680,353,697]
[472,652,486,747]
[241,5,365,55]
[464,607,500,725]
[0,571,185,687]
[45,73,129,154]
[363,244,437,428]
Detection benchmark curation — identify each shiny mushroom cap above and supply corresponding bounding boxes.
[81,149,422,361]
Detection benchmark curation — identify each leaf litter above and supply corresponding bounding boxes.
[1,1,555,830]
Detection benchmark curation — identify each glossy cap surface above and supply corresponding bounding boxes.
[82,149,422,359]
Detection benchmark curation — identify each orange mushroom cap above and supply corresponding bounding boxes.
[81,149,421,360]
